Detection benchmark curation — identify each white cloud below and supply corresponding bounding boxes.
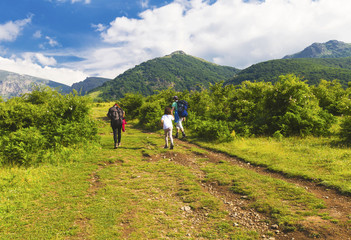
[0,16,32,42]
[33,30,42,39]
[92,23,107,32]
[45,36,59,47]
[140,0,150,9]
[0,55,87,86]
[97,0,351,69]
[72,0,91,3]
[22,52,57,66]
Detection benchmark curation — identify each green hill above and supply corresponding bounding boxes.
[90,51,239,100]
[225,57,351,87]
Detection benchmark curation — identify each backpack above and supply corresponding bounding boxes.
[177,100,189,117]
[109,107,123,122]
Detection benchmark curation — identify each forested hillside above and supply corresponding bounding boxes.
[71,77,111,95]
[90,51,239,101]
[225,57,351,87]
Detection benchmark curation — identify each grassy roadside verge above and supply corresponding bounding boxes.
[191,136,351,195]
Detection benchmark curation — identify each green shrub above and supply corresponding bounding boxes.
[0,87,98,166]
[339,117,351,142]
[264,74,335,136]
[120,93,144,120]
[138,101,163,131]
[0,127,46,165]
[189,117,233,142]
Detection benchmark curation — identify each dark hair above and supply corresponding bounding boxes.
[173,96,178,100]
[164,106,172,115]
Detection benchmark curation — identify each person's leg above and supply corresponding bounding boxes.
[112,127,118,148]
[169,128,174,149]
[117,124,122,146]
[177,118,186,137]
[164,129,169,148]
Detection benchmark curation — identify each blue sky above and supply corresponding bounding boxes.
[1,0,351,86]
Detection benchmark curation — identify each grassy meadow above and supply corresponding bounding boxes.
[0,102,350,239]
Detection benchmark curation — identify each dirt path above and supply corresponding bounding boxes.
[159,138,351,240]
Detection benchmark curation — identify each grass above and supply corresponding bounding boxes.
[200,160,325,231]
[0,103,258,239]
[1,102,350,239]
[192,136,351,195]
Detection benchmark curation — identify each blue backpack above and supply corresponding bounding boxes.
[177,100,189,117]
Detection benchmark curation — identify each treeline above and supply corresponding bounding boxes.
[0,87,98,166]
[120,74,351,142]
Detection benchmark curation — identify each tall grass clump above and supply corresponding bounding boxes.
[0,86,99,166]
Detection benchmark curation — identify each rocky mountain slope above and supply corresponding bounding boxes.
[0,70,71,99]
[283,40,351,59]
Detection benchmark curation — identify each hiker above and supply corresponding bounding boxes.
[171,96,186,138]
[161,106,174,149]
[107,103,125,149]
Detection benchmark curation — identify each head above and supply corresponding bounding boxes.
[164,106,172,115]
[114,103,121,108]
[173,96,178,101]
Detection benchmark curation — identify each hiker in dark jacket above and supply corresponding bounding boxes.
[107,103,125,149]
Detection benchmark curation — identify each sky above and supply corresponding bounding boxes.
[1,0,351,86]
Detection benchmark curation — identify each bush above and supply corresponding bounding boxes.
[0,87,98,166]
[264,74,335,136]
[339,117,351,143]
[138,101,163,131]
[120,93,144,120]
[189,117,233,142]
[0,127,46,165]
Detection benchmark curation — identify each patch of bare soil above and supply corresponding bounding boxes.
[158,138,351,240]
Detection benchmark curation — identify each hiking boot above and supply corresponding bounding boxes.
[175,132,179,138]
[170,144,174,150]
[164,145,168,149]
[182,132,186,138]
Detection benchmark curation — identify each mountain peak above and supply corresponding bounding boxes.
[171,50,186,55]
[283,40,351,59]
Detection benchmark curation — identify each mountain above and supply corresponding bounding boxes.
[225,40,351,87]
[0,70,71,99]
[283,40,351,59]
[225,57,351,87]
[90,51,240,101]
[71,77,111,95]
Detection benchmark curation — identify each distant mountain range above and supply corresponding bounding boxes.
[0,71,111,99]
[0,70,71,99]
[3,40,351,100]
[90,51,240,101]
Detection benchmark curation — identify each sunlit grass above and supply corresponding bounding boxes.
[194,135,351,194]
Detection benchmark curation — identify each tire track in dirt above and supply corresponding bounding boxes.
[167,138,351,240]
